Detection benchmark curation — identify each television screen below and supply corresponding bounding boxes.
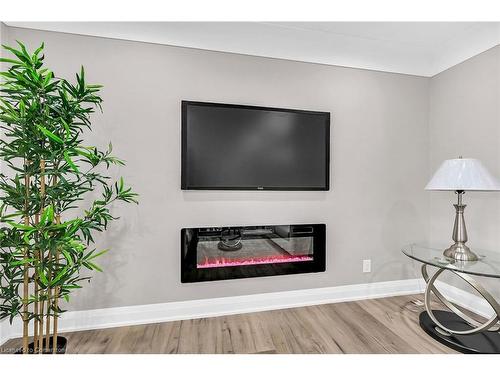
[181,101,330,190]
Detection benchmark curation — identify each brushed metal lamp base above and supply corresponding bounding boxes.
[444,191,479,262]
[444,243,478,262]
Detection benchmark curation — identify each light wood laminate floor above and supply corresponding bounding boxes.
[1,294,457,354]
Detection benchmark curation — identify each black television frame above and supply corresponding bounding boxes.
[181,101,331,191]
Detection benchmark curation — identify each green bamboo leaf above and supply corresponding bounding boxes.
[84,261,103,272]
[40,205,54,225]
[61,249,74,266]
[7,222,33,231]
[0,211,24,220]
[75,147,96,163]
[0,58,21,65]
[38,271,49,287]
[10,258,35,266]
[64,150,79,173]
[79,66,85,91]
[36,125,63,143]
[86,249,109,261]
[19,100,26,117]
[42,71,53,87]
[51,267,69,286]
[2,44,30,63]
[49,222,68,229]
[63,284,82,290]
[23,229,35,244]
[33,42,44,57]
[61,118,71,140]
[16,41,31,60]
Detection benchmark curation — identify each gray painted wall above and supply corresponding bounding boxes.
[4,26,429,311]
[429,46,500,294]
[429,46,500,249]
[0,23,6,67]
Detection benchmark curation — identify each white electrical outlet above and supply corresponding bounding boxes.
[363,259,371,273]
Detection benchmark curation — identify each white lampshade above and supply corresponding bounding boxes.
[425,158,500,191]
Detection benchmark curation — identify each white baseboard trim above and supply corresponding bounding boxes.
[0,278,423,346]
[2,278,492,347]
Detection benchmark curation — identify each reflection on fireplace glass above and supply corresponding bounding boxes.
[194,226,314,268]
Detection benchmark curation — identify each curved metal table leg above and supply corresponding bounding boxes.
[421,264,500,335]
[419,264,500,353]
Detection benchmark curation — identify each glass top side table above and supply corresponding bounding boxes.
[402,243,500,354]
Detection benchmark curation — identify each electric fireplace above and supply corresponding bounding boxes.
[181,224,326,282]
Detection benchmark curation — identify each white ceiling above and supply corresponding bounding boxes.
[6,22,500,76]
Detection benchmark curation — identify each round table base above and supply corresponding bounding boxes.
[420,310,500,354]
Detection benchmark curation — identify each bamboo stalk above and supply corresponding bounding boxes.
[33,213,40,353]
[38,159,46,353]
[22,159,30,354]
[53,169,60,354]
[52,223,61,354]
[52,267,59,353]
[33,283,38,353]
[45,254,52,351]
[38,298,44,353]
[22,248,29,353]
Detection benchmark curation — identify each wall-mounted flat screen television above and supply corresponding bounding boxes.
[181,101,330,190]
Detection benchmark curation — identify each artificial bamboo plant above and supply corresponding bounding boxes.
[0,41,138,353]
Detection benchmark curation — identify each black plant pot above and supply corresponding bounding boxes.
[15,336,67,354]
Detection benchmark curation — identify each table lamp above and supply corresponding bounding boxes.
[425,157,500,261]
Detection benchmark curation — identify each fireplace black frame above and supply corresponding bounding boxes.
[181,224,326,283]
